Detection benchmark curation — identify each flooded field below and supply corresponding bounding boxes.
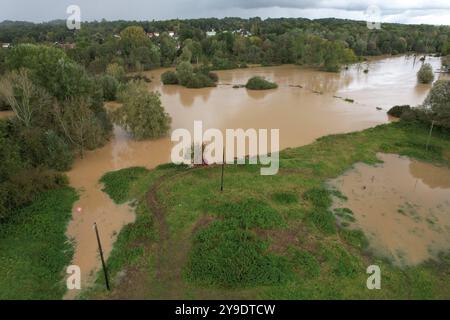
[64,55,443,297]
[330,153,450,267]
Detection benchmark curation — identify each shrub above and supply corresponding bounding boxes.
[387,105,411,118]
[211,57,238,70]
[185,73,216,88]
[100,167,149,204]
[246,76,278,90]
[98,74,119,101]
[207,72,219,83]
[442,55,450,71]
[106,63,126,81]
[166,62,218,88]
[161,70,178,85]
[44,130,73,171]
[0,168,68,222]
[417,63,434,84]
[176,61,194,86]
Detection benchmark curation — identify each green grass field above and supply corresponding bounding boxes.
[86,121,450,299]
[0,187,78,299]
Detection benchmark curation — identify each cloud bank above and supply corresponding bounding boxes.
[1,0,449,25]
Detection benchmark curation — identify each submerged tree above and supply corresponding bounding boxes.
[0,69,52,128]
[55,98,105,157]
[423,80,450,129]
[417,63,435,84]
[112,81,171,140]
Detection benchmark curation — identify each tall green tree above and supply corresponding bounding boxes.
[112,81,171,140]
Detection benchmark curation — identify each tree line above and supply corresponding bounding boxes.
[1,18,449,76]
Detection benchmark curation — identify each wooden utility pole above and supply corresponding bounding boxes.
[426,120,435,151]
[93,222,110,291]
[220,147,225,192]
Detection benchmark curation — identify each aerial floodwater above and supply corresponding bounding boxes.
[64,55,443,298]
[330,153,450,267]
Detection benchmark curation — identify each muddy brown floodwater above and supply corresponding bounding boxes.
[64,55,443,298]
[330,153,450,267]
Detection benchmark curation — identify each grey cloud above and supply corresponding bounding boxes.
[0,0,449,24]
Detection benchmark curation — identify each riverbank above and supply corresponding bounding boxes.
[0,187,78,299]
[63,55,441,298]
[84,121,450,299]
[0,55,439,299]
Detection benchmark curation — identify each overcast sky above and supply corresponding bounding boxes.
[1,0,450,25]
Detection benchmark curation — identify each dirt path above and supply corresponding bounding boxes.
[110,169,197,299]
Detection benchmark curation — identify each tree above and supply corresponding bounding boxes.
[423,80,450,129]
[120,26,161,70]
[161,70,178,85]
[6,44,102,103]
[417,63,434,84]
[106,62,126,81]
[98,74,119,101]
[112,81,171,140]
[158,32,178,67]
[56,98,106,157]
[176,61,194,86]
[442,55,450,72]
[246,76,278,90]
[44,130,73,171]
[0,69,52,128]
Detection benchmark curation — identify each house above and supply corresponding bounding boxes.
[168,31,175,37]
[1,43,11,49]
[233,29,252,37]
[206,29,216,37]
[147,32,160,38]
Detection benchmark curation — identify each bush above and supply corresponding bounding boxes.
[211,57,238,70]
[176,61,194,86]
[207,72,219,83]
[44,130,73,171]
[0,187,77,299]
[185,73,216,88]
[106,63,126,81]
[246,76,278,90]
[161,70,178,85]
[387,105,411,118]
[98,74,119,101]
[100,167,149,204]
[0,168,68,222]
[166,62,218,88]
[417,63,434,84]
[442,55,450,71]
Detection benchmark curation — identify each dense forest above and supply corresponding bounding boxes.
[1,17,450,76]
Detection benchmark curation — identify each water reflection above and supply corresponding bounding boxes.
[409,160,450,189]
